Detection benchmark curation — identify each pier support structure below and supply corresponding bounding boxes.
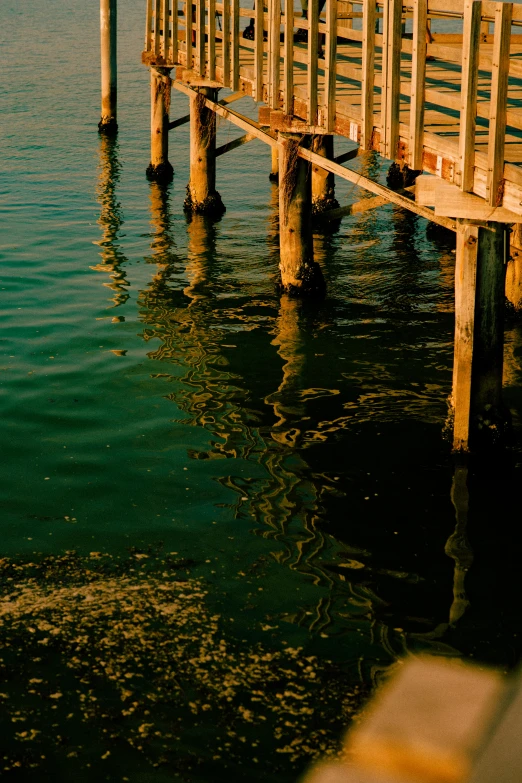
[311,135,339,214]
[184,87,225,215]
[147,67,173,181]
[270,137,279,182]
[99,0,117,133]
[452,221,508,452]
[278,133,325,296]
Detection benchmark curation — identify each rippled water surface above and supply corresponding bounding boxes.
[2,1,522,780]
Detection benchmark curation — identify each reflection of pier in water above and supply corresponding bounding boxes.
[92,135,130,308]
[135,184,483,677]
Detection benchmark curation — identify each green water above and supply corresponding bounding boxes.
[2,0,522,779]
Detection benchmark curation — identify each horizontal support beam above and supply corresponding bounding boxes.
[171,80,457,231]
[215,132,256,157]
[319,186,417,223]
[168,90,247,132]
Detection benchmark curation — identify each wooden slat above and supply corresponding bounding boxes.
[345,657,504,781]
[486,2,513,206]
[215,132,257,156]
[222,0,230,86]
[324,0,338,131]
[162,0,169,58]
[208,0,216,77]
[231,0,240,89]
[361,0,376,149]
[196,0,205,74]
[145,0,153,51]
[254,0,264,101]
[283,0,293,113]
[381,0,403,158]
[416,176,521,221]
[168,112,190,129]
[409,0,427,169]
[307,0,319,123]
[458,0,482,191]
[155,0,162,56]
[268,0,281,108]
[469,678,522,783]
[172,0,179,62]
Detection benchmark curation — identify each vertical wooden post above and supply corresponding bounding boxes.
[270,136,280,182]
[381,0,402,159]
[486,1,512,207]
[184,88,225,215]
[409,0,427,169]
[307,0,319,123]
[99,0,118,133]
[278,134,325,296]
[458,0,482,192]
[324,0,337,132]
[361,0,376,150]
[146,67,174,181]
[311,135,339,214]
[452,220,507,451]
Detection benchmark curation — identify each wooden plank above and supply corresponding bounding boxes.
[324,0,338,131]
[410,0,427,169]
[196,0,205,74]
[222,0,230,86]
[458,0,482,191]
[268,0,280,108]
[254,0,264,101]
[283,0,293,114]
[416,176,522,221]
[215,132,257,156]
[345,657,504,781]
[231,0,240,89]
[145,0,153,51]
[334,148,362,164]
[486,2,513,206]
[307,0,319,123]
[155,0,162,56]
[172,0,178,62]
[469,678,522,783]
[381,0,403,158]
[361,0,376,149]
[208,0,216,77]
[162,0,169,58]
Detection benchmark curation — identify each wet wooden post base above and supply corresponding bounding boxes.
[278,133,325,296]
[183,87,225,215]
[452,220,507,452]
[311,135,339,214]
[99,0,117,133]
[146,67,174,181]
[506,224,522,309]
[269,139,279,182]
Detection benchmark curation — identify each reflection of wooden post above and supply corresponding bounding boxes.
[184,87,225,215]
[506,224,522,309]
[311,135,339,214]
[279,133,325,295]
[99,0,118,133]
[146,67,173,181]
[452,221,507,451]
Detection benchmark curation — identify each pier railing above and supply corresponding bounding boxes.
[144,0,522,206]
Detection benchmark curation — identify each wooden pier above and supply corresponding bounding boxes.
[136,0,522,450]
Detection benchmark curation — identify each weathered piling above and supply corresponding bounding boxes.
[311,135,339,214]
[99,0,118,134]
[452,221,508,452]
[278,134,325,296]
[270,138,279,183]
[506,224,522,309]
[184,88,225,215]
[146,67,173,181]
